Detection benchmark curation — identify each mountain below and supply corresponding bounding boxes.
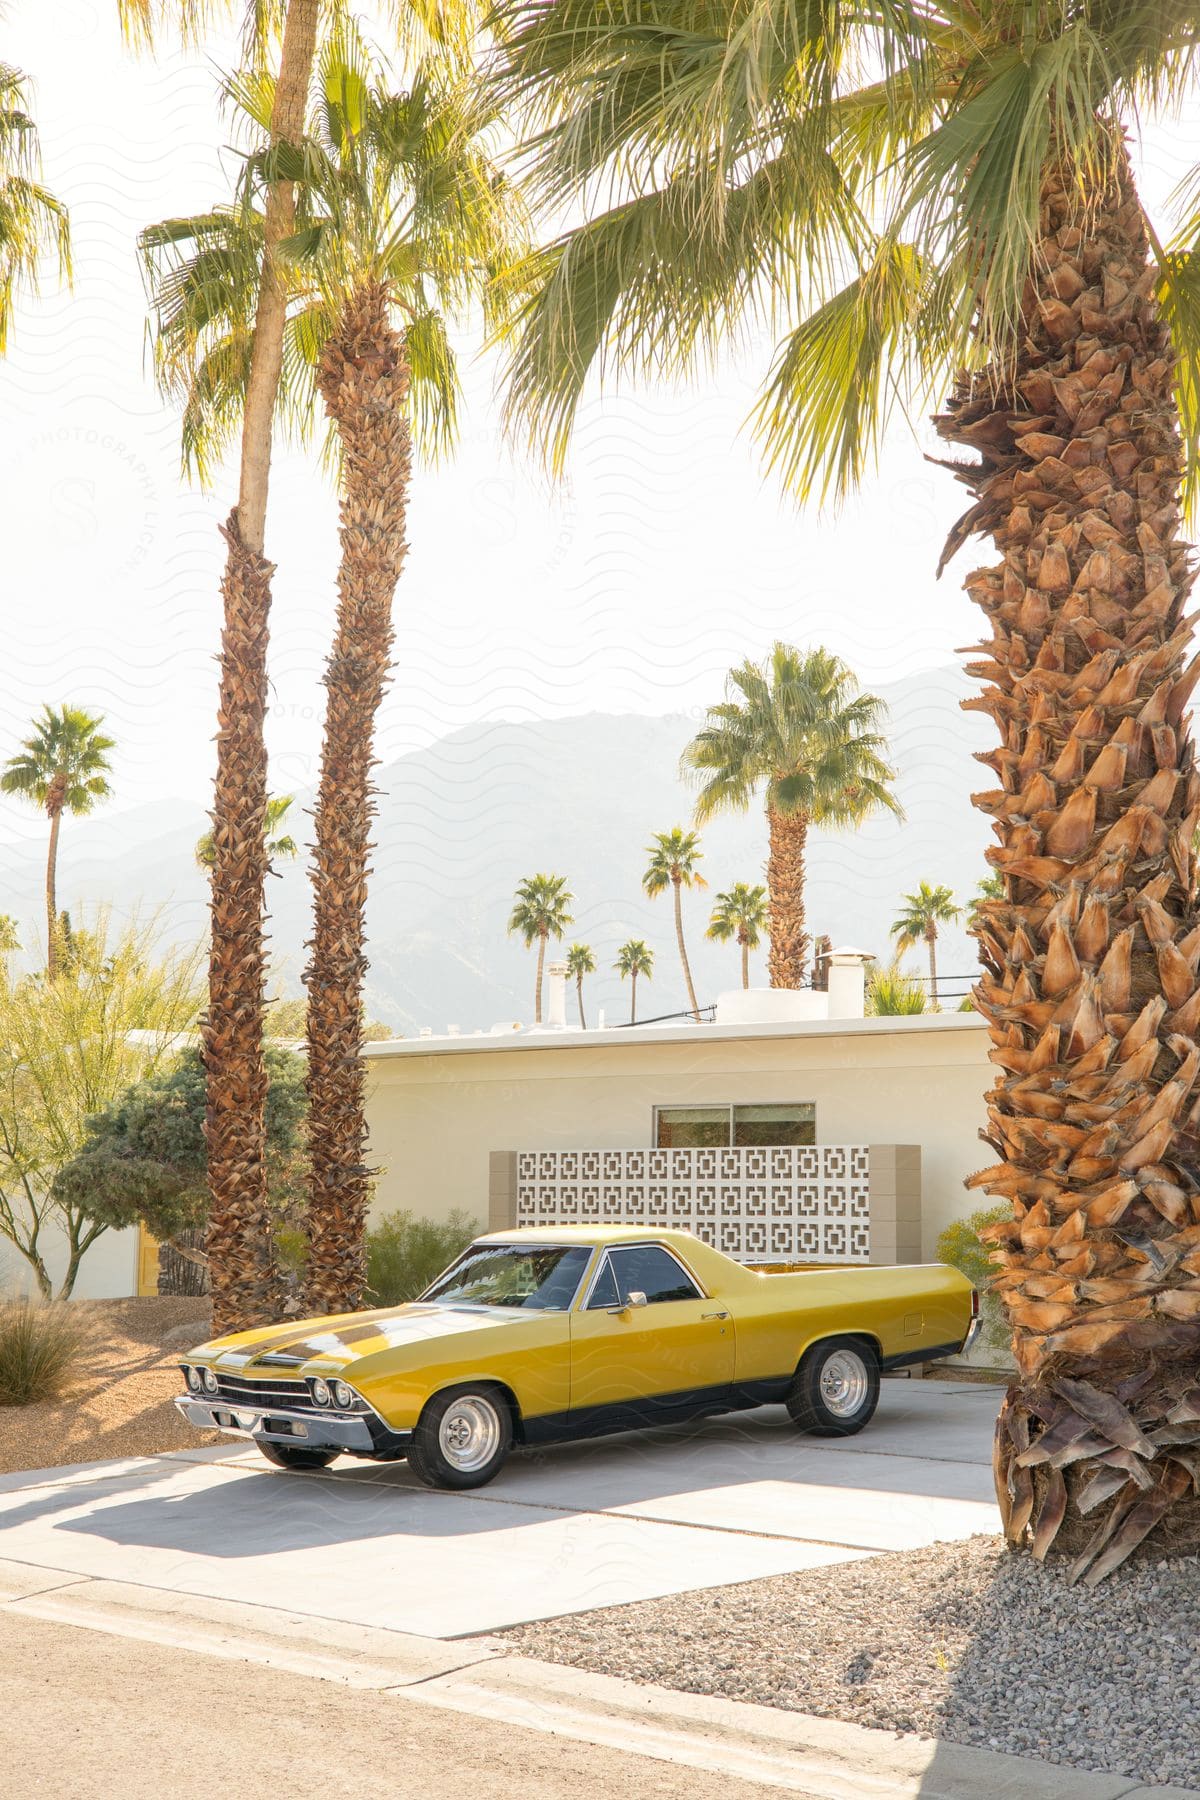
[0,664,993,1032]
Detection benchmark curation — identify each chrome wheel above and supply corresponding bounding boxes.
[818,1349,869,1418]
[437,1395,502,1473]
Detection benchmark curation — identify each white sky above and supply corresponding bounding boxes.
[2,1,1198,840]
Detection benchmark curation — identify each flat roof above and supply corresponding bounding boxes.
[361,1009,987,1061]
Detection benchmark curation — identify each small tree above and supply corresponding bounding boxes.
[53,1045,308,1290]
[614,939,653,1024]
[890,883,960,1011]
[565,943,596,1029]
[865,961,927,1017]
[508,874,574,1023]
[706,882,768,989]
[643,829,705,1020]
[0,915,203,1298]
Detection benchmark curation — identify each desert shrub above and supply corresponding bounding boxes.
[0,1299,86,1406]
[865,963,926,1015]
[936,1205,1012,1357]
[365,1209,478,1306]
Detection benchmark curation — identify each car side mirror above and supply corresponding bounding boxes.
[607,1290,648,1315]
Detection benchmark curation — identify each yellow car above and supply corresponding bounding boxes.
[176,1225,979,1489]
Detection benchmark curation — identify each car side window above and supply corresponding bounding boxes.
[608,1245,701,1305]
[585,1256,620,1310]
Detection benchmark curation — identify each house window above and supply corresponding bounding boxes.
[654,1103,815,1148]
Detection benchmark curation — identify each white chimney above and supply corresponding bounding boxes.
[546,960,568,1030]
[827,947,873,1020]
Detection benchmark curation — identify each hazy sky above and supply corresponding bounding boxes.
[2,2,1197,846]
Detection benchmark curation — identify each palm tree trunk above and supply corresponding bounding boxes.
[576,976,586,1030]
[630,970,637,1024]
[204,0,319,1338]
[673,874,700,1020]
[44,801,61,980]
[740,932,750,989]
[927,928,939,1011]
[939,139,1200,1574]
[303,281,411,1318]
[766,803,809,988]
[535,932,546,1023]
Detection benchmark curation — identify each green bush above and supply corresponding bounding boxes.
[365,1209,479,1307]
[936,1205,1012,1356]
[866,963,927,1015]
[0,1299,87,1406]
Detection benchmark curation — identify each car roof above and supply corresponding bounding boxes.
[475,1224,704,1250]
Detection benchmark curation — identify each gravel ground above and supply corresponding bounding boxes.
[502,1535,1200,1791]
[0,1297,220,1474]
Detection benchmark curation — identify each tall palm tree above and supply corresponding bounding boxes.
[684,647,899,989]
[707,882,768,990]
[509,875,573,1024]
[643,829,705,1021]
[1,707,114,979]
[565,942,595,1029]
[488,0,1200,1575]
[614,939,653,1025]
[194,793,298,874]
[891,883,961,1011]
[146,29,517,1318]
[0,62,70,355]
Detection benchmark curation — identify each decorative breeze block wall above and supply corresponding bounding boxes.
[512,1146,873,1263]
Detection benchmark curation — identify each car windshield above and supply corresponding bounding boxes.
[420,1243,591,1311]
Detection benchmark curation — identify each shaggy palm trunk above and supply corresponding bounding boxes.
[204,0,320,1336]
[940,142,1200,1579]
[766,804,809,988]
[303,283,411,1318]
[44,787,63,979]
[673,874,700,1019]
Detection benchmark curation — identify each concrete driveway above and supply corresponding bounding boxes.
[0,1378,1001,1638]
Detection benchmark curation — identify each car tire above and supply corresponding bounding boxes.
[257,1440,339,1471]
[786,1338,880,1437]
[406,1385,513,1490]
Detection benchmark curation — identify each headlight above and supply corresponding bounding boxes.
[310,1377,331,1407]
[202,1368,219,1396]
[331,1380,355,1411]
[184,1366,202,1394]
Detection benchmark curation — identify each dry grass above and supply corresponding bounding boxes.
[0,1296,221,1475]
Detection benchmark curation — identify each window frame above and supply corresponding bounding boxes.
[651,1101,816,1148]
[420,1241,593,1313]
[579,1241,708,1311]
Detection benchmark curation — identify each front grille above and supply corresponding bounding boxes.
[211,1373,316,1412]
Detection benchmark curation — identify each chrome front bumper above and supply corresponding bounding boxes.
[174,1395,382,1454]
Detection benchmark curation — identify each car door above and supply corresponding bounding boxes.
[569,1242,735,1417]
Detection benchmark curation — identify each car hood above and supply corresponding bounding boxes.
[200,1303,548,1374]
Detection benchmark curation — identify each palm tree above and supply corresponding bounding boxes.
[146,30,517,1318]
[565,943,595,1029]
[707,883,768,990]
[890,884,961,1012]
[487,0,1200,1574]
[614,939,653,1025]
[195,794,299,874]
[643,829,705,1021]
[0,62,70,355]
[509,875,573,1024]
[684,647,899,989]
[1,707,114,979]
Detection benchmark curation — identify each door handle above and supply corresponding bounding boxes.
[702,1310,730,1320]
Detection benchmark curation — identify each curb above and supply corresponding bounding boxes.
[0,1558,1193,1800]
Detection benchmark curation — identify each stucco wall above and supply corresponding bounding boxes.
[362,1015,992,1261]
[0,1219,139,1302]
